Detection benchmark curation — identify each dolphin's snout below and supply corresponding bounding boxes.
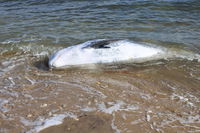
[48,59,57,69]
[48,56,64,69]
[49,63,55,69]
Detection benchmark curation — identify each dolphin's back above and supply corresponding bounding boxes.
[83,39,122,49]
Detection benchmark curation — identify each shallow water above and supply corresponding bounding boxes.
[0,0,200,133]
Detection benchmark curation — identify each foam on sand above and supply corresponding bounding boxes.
[26,113,77,133]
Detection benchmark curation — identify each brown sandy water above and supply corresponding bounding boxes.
[0,52,200,133]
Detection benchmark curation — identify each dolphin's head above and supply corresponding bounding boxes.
[48,46,82,69]
[48,54,64,68]
[48,48,70,69]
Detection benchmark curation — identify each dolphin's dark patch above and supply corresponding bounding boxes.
[83,39,122,49]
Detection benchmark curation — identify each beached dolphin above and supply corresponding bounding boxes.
[48,39,162,68]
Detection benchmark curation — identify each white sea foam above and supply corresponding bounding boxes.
[0,98,10,113]
[80,107,96,112]
[111,114,121,133]
[97,100,139,114]
[25,113,77,133]
[26,101,138,132]
[49,39,163,68]
[34,114,66,132]
[171,93,195,107]
[176,114,200,124]
[1,40,20,44]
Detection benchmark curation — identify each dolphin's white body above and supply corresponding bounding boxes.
[48,39,162,68]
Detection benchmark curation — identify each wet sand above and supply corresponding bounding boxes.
[0,56,200,133]
[40,112,114,133]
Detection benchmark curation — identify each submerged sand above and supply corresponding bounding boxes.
[40,113,114,133]
[0,57,200,133]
